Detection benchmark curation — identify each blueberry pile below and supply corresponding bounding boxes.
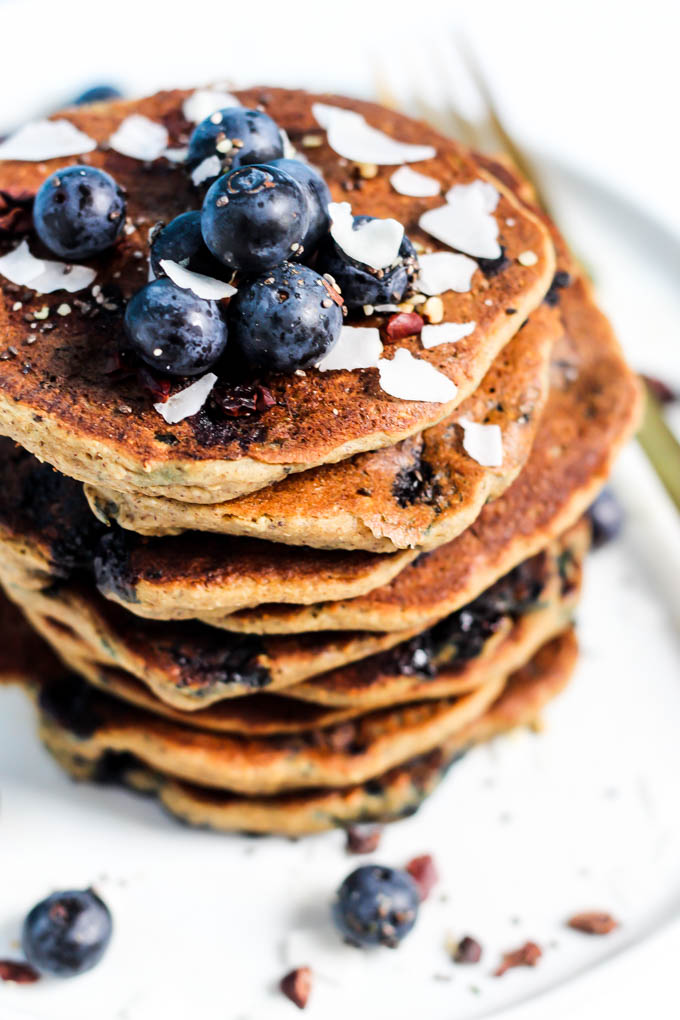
[30,101,421,387]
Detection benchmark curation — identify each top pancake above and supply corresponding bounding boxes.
[0,87,555,503]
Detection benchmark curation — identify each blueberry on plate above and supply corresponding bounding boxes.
[124,277,228,376]
[268,157,331,256]
[228,262,342,373]
[22,888,112,977]
[149,211,224,279]
[201,165,309,274]
[587,487,624,549]
[73,84,122,105]
[33,165,126,260]
[315,216,419,309]
[186,107,284,183]
[332,865,419,948]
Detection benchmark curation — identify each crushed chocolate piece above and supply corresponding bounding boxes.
[0,187,35,236]
[567,911,619,935]
[345,824,383,854]
[494,940,542,977]
[405,854,438,900]
[280,966,312,1010]
[454,936,483,964]
[383,311,424,342]
[138,366,171,403]
[0,960,41,984]
[213,382,276,418]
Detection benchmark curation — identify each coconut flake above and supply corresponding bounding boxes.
[109,115,169,161]
[390,165,440,197]
[419,180,501,259]
[154,373,218,424]
[191,155,221,186]
[280,128,296,159]
[378,348,457,402]
[317,326,383,372]
[182,89,240,123]
[329,202,403,271]
[312,103,436,165]
[0,119,97,162]
[162,146,189,163]
[458,417,503,467]
[159,260,236,300]
[0,240,95,293]
[421,321,476,349]
[418,251,477,295]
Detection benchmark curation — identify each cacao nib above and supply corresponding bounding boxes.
[567,911,619,935]
[494,940,542,976]
[453,935,483,964]
[280,966,312,1009]
[345,824,383,854]
[405,854,439,900]
[0,960,41,984]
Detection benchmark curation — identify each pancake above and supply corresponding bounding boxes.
[0,88,555,504]
[215,275,642,633]
[0,439,416,611]
[32,632,578,835]
[85,301,559,553]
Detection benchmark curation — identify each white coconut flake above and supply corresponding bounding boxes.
[421,321,476,348]
[191,155,221,186]
[419,180,501,259]
[109,115,169,161]
[312,103,436,165]
[162,146,189,163]
[458,417,503,467]
[280,128,296,159]
[159,260,236,300]
[377,348,456,403]
[0,119,97,162]
[329,202,403,271]
[182,89,240,123]
[0,240,95,293]
[418,251,477,295]
[390,165,440,197]
[155,373,218,424]
[317,326,383,372]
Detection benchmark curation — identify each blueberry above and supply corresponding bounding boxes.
[124,278,228,376]
[332,865,419,948]
[187,107,284,183]
[228,262,342,373]
[201,165,309,274]
[73,85,122,105]
[149,211,223,279]
[33,165,126,260]
[587,487,624,549]
[315,216,419,309]
[268,158,330,256]
[22,888,112,977]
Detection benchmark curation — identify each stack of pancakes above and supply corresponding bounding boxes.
[0,87,641,835]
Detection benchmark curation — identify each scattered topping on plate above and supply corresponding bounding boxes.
[108,115,169,161]
[0,119,96,162]
[329,201,403,270]
[458,417,503,466]
[453,936,483,964]
[312,103,436,165]
[405,854,439,901]
[345,824,383,854]
[567,911,619,935]
[418,251,477,295]
[182,88,240,123]
[378,348,457,403]
[280,966,312,1010]
[494,940,542,977]
[159,259,236,300]
[154,372,218,424]
[390,165,441,197]
[0,960,41,984]
[22,888,112,977]
[0,240,96,293]
[332,865,420,948]
[421,321,475,348]
[317,325,382,371]
[419,179,501,259]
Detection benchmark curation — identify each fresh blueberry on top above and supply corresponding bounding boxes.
[201,165,309,274]
[268,157,331,256]
[124,277,228,376]
[73,84,122,105]
[22,888,112,977]
[587,487,624,549]
[149,211,224,279]
[228,262,342,373]
[186,107,284,183]
[316,217,419,309]
[33,165,126,260]
[332,865,419,948]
